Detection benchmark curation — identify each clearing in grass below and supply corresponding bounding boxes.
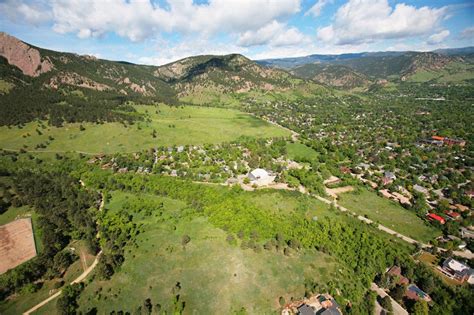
[337,189,441,243]
[0,104,289,154]
[286,142,319,161]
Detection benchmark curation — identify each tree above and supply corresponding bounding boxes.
[380,296,393,314]
[412,300,429,315]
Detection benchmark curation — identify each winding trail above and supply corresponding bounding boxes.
[23,252,102,315]
[22,189,105,315]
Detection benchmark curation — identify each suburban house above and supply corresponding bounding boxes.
[387,266,409,285]
[413,184,429,195]
[460,227,474,239]
[248,168,275,186]
[427,213,445,225]
[441,258,474,283]
[283,294,341,315]
[382,171,396,185]
[445,210,461,220]
[431,136,466,147]
[405,284,432,302]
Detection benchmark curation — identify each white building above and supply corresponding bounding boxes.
[248,168,275,186]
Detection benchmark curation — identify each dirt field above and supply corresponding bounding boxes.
[0,218,37,274]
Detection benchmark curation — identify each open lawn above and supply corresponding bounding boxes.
[337,189,441,243]
[286,142,318,161]
[77,191,344,314]
[249,190,337,221]
[0,105,289,154]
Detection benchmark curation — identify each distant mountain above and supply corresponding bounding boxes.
[0,32,316,124]
[155,53,301,102]
[290,64,372,89]
[258,48,474,85]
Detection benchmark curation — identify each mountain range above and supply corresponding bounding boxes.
[1,31,473,105]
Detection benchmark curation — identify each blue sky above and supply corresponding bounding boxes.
[1,0,473,65]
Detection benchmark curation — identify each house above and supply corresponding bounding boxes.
[460,227,474,239]
[442,258,473,283]
[413,184,429,195]
[296,294,341,315]
[406,284,431,302]
[387,266,409,285]
[445,210,461,220]
[248,168,275,185]
[427,213,445,225]
[382,171,396,185]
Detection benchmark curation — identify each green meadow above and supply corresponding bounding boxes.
[286,142,319,161]
[77,191,344,314]
[0,105,289,154]
[337,189,441,243]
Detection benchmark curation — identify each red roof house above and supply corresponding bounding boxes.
[427,213,445,225]
[432,136,445,141]
[445,210,461,220]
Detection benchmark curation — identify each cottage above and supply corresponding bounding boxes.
[406,284,431,302]
[442,258,473,283]
[427,213,445,225]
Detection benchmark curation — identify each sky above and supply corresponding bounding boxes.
[1,0,473,65]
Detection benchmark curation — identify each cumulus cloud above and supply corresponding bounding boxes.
[0,0,51,25]
[137,38,248,65]
[10,0,297,42]
[317,0,448,45]
[427,30,450,45]
[459,26,474,40]
[305,0,333,17]
[237,21,309,47]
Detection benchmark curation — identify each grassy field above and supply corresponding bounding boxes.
[0,105,289,154]
[250,190,337,221]
[337,189,441,243]
[408,61,474,83]
[286,142,318,161]
[77,191,344,314]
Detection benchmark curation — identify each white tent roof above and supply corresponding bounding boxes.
[249,168,269,178]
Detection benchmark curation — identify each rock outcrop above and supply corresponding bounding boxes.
[48,72,112,91]
[0,32,53,77]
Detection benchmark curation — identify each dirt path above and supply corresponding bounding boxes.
[79,248,88,272]
[23,251,102,315]
[23,188,106,315]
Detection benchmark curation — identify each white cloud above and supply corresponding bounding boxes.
[0,0,51,25]
[237,21,309,47]
[317,0,448,45]
[305,0,333,17]
[43,0,300,42]
[459,26,474,40]
[137,38,248,66]
[427,30,450,45]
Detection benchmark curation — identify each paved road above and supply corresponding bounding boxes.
[23,251,102,315]
[371,283,408,315]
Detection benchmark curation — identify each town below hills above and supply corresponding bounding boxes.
[0,31,473,315]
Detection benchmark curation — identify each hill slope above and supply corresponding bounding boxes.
[0,32,310,125]
[291,64,372,89]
